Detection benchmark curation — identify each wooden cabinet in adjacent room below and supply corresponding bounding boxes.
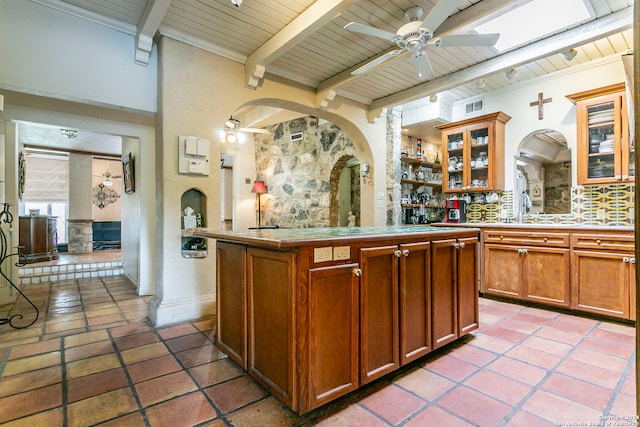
[19,216,59,264]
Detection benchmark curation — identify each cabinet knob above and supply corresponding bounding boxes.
[395,250,402,258]
[543,237,548,242]
[631,258,636,264]
[623,175,629,179]
[517,248,523,254]
[459,241,466,248]
[623,257,630,263]
[596,239,602,245]
[353,268,362,277]
[454,242,460,249]
[522,249,528,254]
[615,175,621,180]
[402,249,410,256]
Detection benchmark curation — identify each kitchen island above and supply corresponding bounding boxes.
[195,226,480,414]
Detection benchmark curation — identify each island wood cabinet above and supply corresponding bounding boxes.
[18,216,59,264]
[436,112,510,193]
[209,227,479,414]
[482,230,571,308]
[571,232,635,320]
[481,227,635,320]
[566,83,633,185]
[432,237,479,349]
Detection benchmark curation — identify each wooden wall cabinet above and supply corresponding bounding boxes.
[436,112,511,193]
[482,230,571,308]
[19,216,59,264]
[566,83,633,185]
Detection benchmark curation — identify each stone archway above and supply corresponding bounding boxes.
[329,155,360,227]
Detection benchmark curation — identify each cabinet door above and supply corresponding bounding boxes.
[307,263,359,410]
[431,239,458,349]
[576,91,628,185]
[247,248,296,408]
[523,247,570,307]
[467,122,492,191]
[572,250,630,319]
[399,242,431,364]
[216,242,247,369]
[457,237,479,335]
[359,245,399,384]
[482,244,523,298]
[630,258,636,321]
[442,129,465,192]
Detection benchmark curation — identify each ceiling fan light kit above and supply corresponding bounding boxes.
[344,1,499,81]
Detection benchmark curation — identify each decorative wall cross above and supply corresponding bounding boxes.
[530,92,552,120]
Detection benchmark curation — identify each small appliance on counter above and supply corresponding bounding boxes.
[445,199,467,223]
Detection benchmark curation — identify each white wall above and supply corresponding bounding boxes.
[451,56,627,191]
[69,153,93,219]
[0,0,156,113]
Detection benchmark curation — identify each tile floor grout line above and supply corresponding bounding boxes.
[105,326,152,427]
[60,334,69,427]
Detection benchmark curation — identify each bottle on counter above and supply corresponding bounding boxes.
[416,138,422,159]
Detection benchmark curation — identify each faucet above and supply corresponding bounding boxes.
[517,192,531,223]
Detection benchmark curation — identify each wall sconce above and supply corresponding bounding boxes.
[506,68,518,80]
[561,48,577,61]
[475,79,486,89]
[429,94,438,103]
[361,162,370,177]
[251,180,268,228]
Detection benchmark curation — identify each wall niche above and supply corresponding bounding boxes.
[181,188,207,258]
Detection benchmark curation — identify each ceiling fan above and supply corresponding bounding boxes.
[93,169,121,187]
[224,117,269,134]
[344,1,500,80]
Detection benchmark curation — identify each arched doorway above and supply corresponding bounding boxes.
[329,155,361,227]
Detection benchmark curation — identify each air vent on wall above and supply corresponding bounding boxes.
[291,132,303,141]
[465,99,484,114]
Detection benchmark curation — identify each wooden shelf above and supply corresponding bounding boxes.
[400,178,442,188]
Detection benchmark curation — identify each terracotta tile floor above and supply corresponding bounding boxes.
[0,274,637,426]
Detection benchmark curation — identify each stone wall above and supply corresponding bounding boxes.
[254,117,358,228]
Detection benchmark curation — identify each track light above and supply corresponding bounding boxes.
[429,94,438,103]
[230,0,242,6]
[562,48,577,61]
[475,79,486,89]
[506,68,518,80]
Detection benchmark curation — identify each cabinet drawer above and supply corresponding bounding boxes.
[572,234,634,252]
[483,230,569,247]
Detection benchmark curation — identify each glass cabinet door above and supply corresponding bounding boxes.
[469,126,490,191]
[444,131,464,191]
[586,100,616,181]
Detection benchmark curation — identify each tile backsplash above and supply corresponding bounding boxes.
[464,184,634,226]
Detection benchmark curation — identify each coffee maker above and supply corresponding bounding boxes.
[445,199,467,223]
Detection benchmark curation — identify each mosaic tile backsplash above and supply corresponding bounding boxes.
[465,184,634,226]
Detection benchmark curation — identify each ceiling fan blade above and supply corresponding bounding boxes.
[412,51,433,81]
[344,22,398,41]
[240,127,269,134]
[421,0,463,32]
[432,33,500,48]
[351,50,402,75]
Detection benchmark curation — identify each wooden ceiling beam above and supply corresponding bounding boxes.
[136,0,172,66]
[244,0,358,90]
[369,6,633,114]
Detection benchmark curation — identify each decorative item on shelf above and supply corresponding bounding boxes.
[251,180,268,228]
[416,138,422,159]
[0,203,38,329]
[29,209,40,216]
[183,207,197,229]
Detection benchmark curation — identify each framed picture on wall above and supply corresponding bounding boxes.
[122,153,135,194]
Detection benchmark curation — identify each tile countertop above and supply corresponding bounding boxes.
[194,225,480,249]
[431,222,634,232]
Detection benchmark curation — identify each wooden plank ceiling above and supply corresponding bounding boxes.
[31,0,633,124]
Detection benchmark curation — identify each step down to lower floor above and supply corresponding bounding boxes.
[19,260,124,285]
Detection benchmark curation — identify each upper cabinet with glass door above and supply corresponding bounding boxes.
[436,112,511,193]
[567,83,632,185]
